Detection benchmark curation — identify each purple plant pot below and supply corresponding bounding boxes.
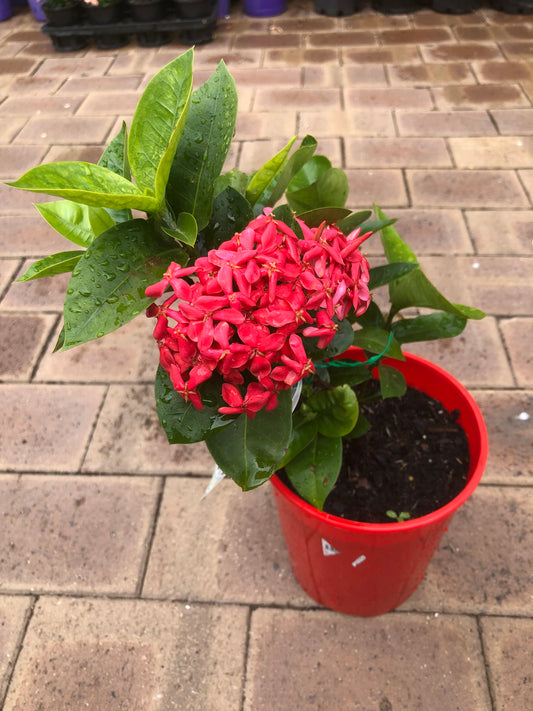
[28,0,47,21]
[0,0,13,22]
[242,0,286,16]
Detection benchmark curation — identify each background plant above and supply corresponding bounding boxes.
[8,49,485,511]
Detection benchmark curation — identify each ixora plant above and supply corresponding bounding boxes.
[8,49,488,615]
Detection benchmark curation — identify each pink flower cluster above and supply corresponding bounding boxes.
[146,213,372,418]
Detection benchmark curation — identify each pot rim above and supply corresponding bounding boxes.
[271,350,488,534]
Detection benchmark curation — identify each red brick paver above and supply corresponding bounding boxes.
[0,3,531,710]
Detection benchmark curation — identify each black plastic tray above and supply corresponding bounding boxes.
[40,5,217,50]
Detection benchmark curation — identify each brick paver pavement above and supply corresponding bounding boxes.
[0,2,532,709]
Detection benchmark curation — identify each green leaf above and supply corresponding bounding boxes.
[306,317,355,362]
[129,50,194,204]
[17,250,84,281]
[278,415,318,469]
[392,312,468,343]
[353,326,404,361]
[358,217,397,236]
[337,210,372,235]
[62,218,188,349]
[353,301,385,328]
[166,59,238,230]
[203,186,254,250]
[285,434,342,510]
[327,364,373,388]
[99,121,130,180]
[375,205,418,265]
[246,136,297,207]
[98,121,132,223]
[307,384,359,438]
[259,134,317,208]
[345,413,371,439]
[287,155,331,191]
[215,169,249,198]
[35,200,115,248]
[389,267,486,320]
[296,206,351,228]
[160,210,198,247]
[378,364,407,399]
[154,366,229,444]
[8,162,158,212]
[205,390,292,490]
[368,262,418,291]
[287,168,349,214]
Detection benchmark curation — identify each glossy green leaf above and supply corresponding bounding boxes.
[378,364,407,399]
[214,169,249,198]
[352,300,385,328]
[353,326,404,361]
[307,384,359,438]
[345,413,371,439]
[17,250,84,281]
[278,415,318,469]
[246,136,297,207]
[337,210,372,235]
[389,267,486,320]
[306,317,355,362]
[358,218,397,235]
[99,121,130,180]
[327,364,373,388]
[296,206,351,228]
[98,121,132,223]
[203,186,253,250]
[62,218,188,349]
[205,389,292,490]
[375,205,418,265]
[160,210,198,247]
[166,60,238,230]
[35,200,115,248]
[154,366,229,444]
[287,168,349,214]
[285,434,342,510]
[392,312,468,343]
[287,155,331,191]
[259,134,317,208]
[368,262,418,291]
[8,162,158,212]
[129,50,193,203]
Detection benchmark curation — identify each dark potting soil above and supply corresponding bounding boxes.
[282,387,470,524]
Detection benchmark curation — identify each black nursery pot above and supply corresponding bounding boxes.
[314,0,361,16]
[173,0,214,17]
[49,33,90,50]
[372,0,420,12]
[42,0,83,25]
[432,0,481,13]
[84,0,123,23]
[127,0,165,20]
[491,0,533,11]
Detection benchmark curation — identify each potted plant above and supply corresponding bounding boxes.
[40,0,83,24]
[39,0,90,50]
[81,0,128,47]
[6,49,488,617]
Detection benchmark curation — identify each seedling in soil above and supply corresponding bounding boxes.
[386,510,411,522]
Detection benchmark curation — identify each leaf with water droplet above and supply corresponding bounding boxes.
[62,218,187,350]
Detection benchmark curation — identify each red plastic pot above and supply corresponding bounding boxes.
[270,350,488,617]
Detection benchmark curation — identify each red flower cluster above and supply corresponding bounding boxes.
[146,212,372,418]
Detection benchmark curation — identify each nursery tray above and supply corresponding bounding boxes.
[40,5,217,51]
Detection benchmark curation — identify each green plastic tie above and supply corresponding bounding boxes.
[314,331,394,370]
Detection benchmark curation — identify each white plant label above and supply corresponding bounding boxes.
[321,538,340,556]
[351,555,367,568]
